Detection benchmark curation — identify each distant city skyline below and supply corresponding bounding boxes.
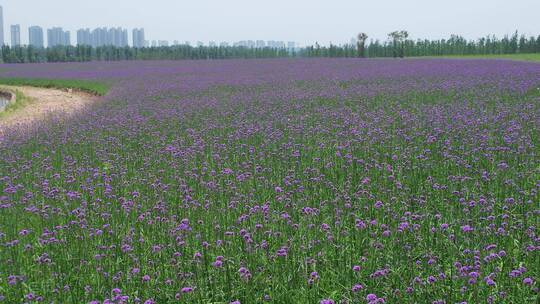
[0,4,299,49]
[0,4,301,49]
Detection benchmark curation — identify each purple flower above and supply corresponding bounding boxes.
[366,294,377,301]
[18,229,30,236]
[352,284,364,292]
[461,225,473,232]
[276,247,288,257]
[239,267,252,281]
[181,287,194,293]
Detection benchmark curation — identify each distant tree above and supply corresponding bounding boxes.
[388,31,399,57]
[388,30,409,58]
[356,32,368,58]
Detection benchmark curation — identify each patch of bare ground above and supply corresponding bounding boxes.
[0,86,98,138]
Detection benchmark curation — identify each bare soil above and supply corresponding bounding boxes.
[0,86,97,137]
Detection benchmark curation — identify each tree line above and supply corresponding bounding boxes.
[0,44,293,63]
[1,31,539,63]
[303,31,540,58]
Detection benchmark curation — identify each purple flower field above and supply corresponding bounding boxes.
[0,58,539,303]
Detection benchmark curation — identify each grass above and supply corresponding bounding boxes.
[0,89,32,118]
[422,53,540,62]
[0,78,111,96]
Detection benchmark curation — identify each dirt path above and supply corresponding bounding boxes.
[0,86,98,137]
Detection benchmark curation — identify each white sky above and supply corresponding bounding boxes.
[2,0,539,46]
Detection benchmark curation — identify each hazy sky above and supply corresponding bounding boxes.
[2,0,539,46]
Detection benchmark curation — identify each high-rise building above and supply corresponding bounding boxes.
[158,40,169,47]
[47,27,70,47]
[0,6,4,46]
[79,27,130,48]
[266,40,286,48]
[108,28,117,46]
[234,40,260,48]
[64,31,71,46]
[77,28,91,46]
[10,24,20,46]
[47,28,57,47]
[29,26,44,48]
[121,29,128,47]
[91,27,108,47]
[132,28,145,48]
[133,29,142,47]
[105,27,128,47]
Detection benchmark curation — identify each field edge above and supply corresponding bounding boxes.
[0,77,111,96]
